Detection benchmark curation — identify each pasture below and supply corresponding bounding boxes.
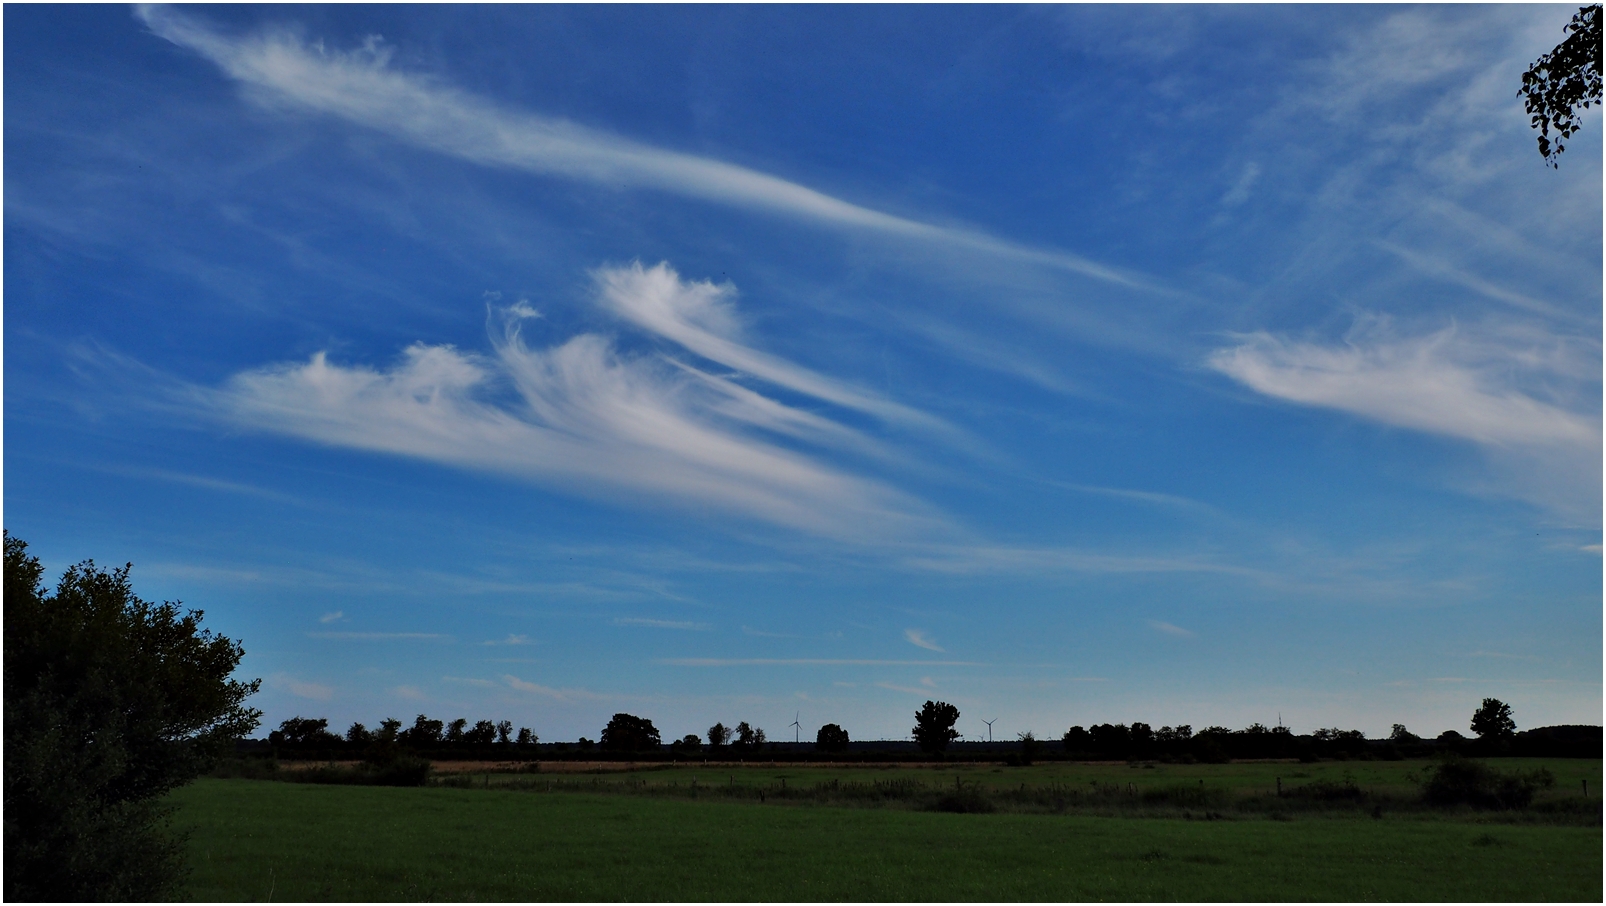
[171,758,1601,901]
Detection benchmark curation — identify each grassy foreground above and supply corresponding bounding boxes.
[171,778,1600,901]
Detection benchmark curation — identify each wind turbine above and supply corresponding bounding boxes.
[790,711,801,743]
[983,718,996,743]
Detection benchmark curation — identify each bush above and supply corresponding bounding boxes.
[1422,756,1552,809]
[4,534,260,901]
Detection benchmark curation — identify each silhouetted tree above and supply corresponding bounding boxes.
[912,701,960,755]
[734,721,766,749]
[1520,5,1602,166]
[496,720,513,745]
[1471,698,1516,739]
[600,713,660,752]
[1061,725,1090,751]
[1129,722,1154,753]
[816,723,850,752]
[515,727,537,747]
[1088,722,1130,755]
[444,718,468,745]
[464,719,497,746]
[4,533,260,901]
[1389,723,1421,744]
[707,722,731,748]
[346,722,373,745]
[1015,731,1039,766]
[269,716,340,748]
[403,714,443,747]
[1156,725,1192,745]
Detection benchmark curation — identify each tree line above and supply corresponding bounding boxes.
[261,696,1583,764]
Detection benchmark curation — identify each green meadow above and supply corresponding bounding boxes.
[172,759,1601,901]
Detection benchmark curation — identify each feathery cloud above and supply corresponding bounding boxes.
[135,5,1149,290]
[1209,328,1599,450]
[274,673,334,700]
[306,631,449,640]
[613,617,712,631]
[1209,323,1601,520]
[193,263,947,542]
[904,628,945,652]
[1146,619,1195,637]
[658,658,984,667]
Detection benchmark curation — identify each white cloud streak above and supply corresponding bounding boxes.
[273,673,334,700]
[1208,327,1600,452]
[1146,619,1194,637]
[194,263,946,542]
[657,658,985,667]
[134,5,1149,290]
[613,617,711,631]
[501,675,609,700]
[903,628,944,652]
[1211,324,1602,523]
[306,631,449,640]
[597,263,946,433]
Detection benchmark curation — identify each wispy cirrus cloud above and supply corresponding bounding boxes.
[502,675,610,701]
[306,631,450,641]
[272,673,334,700]
[613,617,711,631]
[904,628,944,652]
[658,658,985,667]
[134,5,1149,291]
[1209,323,1601,520]
[1146,619,1194,638]
[1209,327,1599,450]
[189,263,947,542]
[482,634,532,646]
[597,262,946,433]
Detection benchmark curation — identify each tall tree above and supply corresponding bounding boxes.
[1470,698,1517,738]
[600,713,661,752]
[912,700,961,755]
[4,533,260,900]
[815,723,850,752]
[1520,5,1602,166]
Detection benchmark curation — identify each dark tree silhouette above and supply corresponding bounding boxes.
[600,713,661,752]
[403,714,444,746]
[515,727,537,747]
[464,719,497,746]
[4,533,260,901]
[707,722,731,747]
[1470,698,1517,738]
[1061,725,1090,751]
[734,721,766,749]
[444,718,468,744]
[269,716,339,747]
[496,720,513,745]
[1520,5,1602,166]
[912,700,960,754]
[815,723,850,752]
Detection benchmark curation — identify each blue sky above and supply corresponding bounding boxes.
[6,4,1600,743]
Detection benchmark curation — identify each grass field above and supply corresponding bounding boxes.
[171,760,1602,901]
[434,757,1601,810]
